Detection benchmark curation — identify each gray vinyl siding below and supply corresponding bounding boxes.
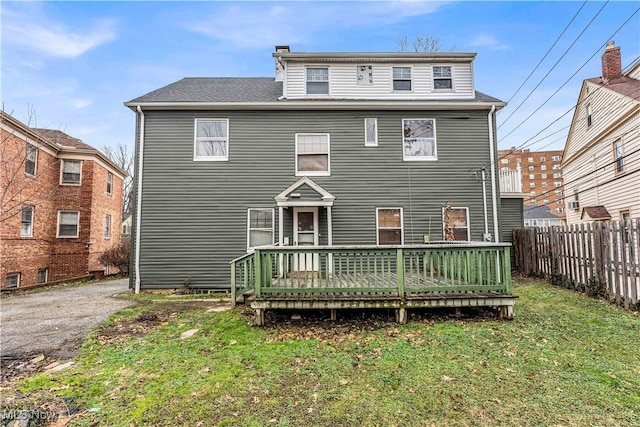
[499,197,523,269]
[133,109,498,289]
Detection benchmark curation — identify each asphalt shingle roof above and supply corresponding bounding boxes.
[128,77,502,104]
[523,205,558,220]
[32,128,97,151]
[128,78,283,103]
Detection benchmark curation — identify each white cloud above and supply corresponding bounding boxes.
[185,2,449,49]
[2,3,116,58]
[470,34,509,51]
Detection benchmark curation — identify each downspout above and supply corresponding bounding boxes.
[134,106,145,293]
[487,105,500,242]
[481,168,489,239]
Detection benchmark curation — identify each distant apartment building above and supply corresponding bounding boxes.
[0,111,127,289]
[498,148,565,218]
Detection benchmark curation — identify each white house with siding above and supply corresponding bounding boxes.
[562,42,640,225]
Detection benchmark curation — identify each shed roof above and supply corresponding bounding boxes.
[581,205,612,220]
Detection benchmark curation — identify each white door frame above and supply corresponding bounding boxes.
[293,207,319,271]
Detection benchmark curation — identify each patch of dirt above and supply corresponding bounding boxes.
[95,301,230,345]
[242,306,500,343]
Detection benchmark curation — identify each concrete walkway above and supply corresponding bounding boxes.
[0,278,134,359]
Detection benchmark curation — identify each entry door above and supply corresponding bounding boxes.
[293,207,319,271]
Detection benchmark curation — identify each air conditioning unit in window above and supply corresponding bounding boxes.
[568,201,580,210]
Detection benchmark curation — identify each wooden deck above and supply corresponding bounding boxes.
[230,243,515,325]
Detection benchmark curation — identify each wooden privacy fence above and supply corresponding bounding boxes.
[513,219,639,308]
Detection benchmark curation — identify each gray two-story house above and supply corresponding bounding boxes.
[126,46,522,293]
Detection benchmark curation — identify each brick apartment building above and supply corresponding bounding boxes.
[1,111,127,289]
[497,148,566,218]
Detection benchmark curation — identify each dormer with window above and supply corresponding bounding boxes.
[274,48,476,100]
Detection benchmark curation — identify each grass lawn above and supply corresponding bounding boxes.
[4,277,640,426]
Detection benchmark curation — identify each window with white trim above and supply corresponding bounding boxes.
[554,181,562,187]
[392,67,411,91]
[105,215,111,239]
[529,174,534,179]
[541,165,547,170]
[106,172,113,195]
[194,119,229,161]
[5,273,20,289]
[60,160,81,185]
[25,143,37,176]
[443,207,470,241]
[614,139,624,173]
[37,268,48,284]
[433,66,452,89]
[402,119,436,160]
[357,65,373,85]
[57,211,79,238]
[552,164,561,170]
[541,173,547,179]
[500,159,509,164]
[540,156,546,162]
[376,208,403,245]
[306,67,329,95]
[552,155,561,161]
[586,104,592,127]
[553,173,562,178]
[247,208,274,250]
[541,182,548,187]
[515,158,522,164]
[21,205,34,237]
[364,118,378,146]
[295,133,330,176]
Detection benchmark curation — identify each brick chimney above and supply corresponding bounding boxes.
[601,41,622,82]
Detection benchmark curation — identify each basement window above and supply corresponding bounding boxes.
[5,273,20,289]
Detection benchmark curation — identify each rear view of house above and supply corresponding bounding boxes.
[126,46,523,293]
[0,111,127,289]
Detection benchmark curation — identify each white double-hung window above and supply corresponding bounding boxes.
[60,160,81,185]
[194,119,229,161]
[57,211,79,238]
[402,119,437,161]
[392,67,412,91]
[295,133,330,176]
[247,209,274,251]
[433,66,453,89]
[306,67,329,95]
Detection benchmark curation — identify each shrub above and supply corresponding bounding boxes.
[99,238,130,275]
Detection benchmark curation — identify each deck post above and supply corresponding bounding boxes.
[230,262,237,308]
[330,309,337,321]
[504,247,512,293]
[396,307,407,324]
[397,248,405,299]
[254,249,262,298]
[254,308,265,326]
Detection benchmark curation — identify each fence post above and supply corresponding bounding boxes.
[254,249,262,298]
[397,248,405,299]
[230,262,237,308]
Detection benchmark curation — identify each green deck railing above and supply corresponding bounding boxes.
[231,243,512,302]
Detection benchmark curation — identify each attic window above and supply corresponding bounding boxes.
[306,68,329,95]
[392,67,411,91]
[433,66,452,90]
[586,104,592,127]
[357,65,373,85]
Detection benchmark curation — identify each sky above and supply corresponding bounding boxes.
[2,1,639,154]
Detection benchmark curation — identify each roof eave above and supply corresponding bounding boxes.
[125,100,506,111]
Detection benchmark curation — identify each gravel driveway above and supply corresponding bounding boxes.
[1,278,134,359]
